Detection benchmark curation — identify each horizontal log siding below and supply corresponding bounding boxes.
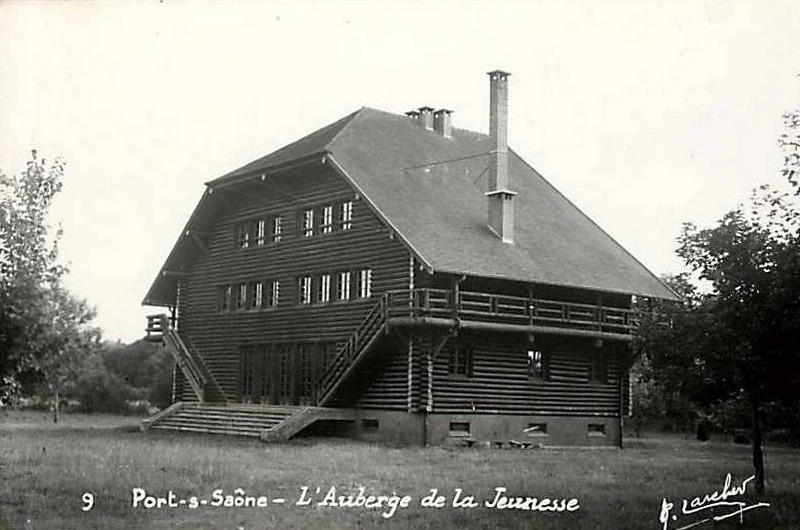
[353,340,410,410]
[179,167,410,400]
[431,333,625,416]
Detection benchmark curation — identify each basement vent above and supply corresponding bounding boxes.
[588,423,606,437]
[449,422,471,437]
[524,423,548,437]
[362,419,379,432]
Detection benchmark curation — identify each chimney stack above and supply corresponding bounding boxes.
[486,70,516,244]
[418,106,434,130]
[433,109,453,138]
[405,109,420,123]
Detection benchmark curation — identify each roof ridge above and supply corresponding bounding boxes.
[325,107,368,152]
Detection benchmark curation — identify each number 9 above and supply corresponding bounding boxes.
[82,492,94,512]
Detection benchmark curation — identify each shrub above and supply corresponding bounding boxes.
[70,366,135,414]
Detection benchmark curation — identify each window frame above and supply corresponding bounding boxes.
[321,205,334,234]
[266,279,280,308]
[527,349,549,381]
[337,271,351,301]
[318,273,331,303]
[218,284,232,313]
[250,281,263,310]
[302,209,314,237]
[298,276,312,305]
[270,215,282,243]
[340,201,353,230]
[447,346,474,378]
[357,268,372,299]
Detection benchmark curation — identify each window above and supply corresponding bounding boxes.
[337,271,351,301]
[362,419,379,432]
[270,216,282,243]
[322,205,333,234]
[302,209,314,237]
[237,223,251,249]
[449,422,471,437]
[299,276,312,305]
[218,285,232,312]
[235,284,247,311]
[318,274,331,303]
[250,281,263,309]
[340,201,353,230]
[525,423,548,437]
[448,346,473,378]
[590,353,608,384]
[588,423,606,437]
[527,349,548,381]
[357,268,372,298]
[255,219,266,246]
[266,279,280,308]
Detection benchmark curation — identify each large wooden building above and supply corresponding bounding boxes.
[142,71,675,446]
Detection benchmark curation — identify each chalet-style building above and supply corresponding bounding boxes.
[143,71,675,447]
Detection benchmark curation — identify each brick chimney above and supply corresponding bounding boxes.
[486,70,516,243]
[418,106,434,130]
[405,109,420,123]
[433,109,453,138]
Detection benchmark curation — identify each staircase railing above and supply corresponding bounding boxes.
[313,294,389,406]
[163,328,207,401]
[146,313,228,403]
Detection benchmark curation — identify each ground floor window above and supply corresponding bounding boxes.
[448,346,474,378]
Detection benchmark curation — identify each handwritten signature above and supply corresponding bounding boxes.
[658,473,770,530]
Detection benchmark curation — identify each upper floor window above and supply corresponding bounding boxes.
[235,284,247,311]
[337,271,351,301]
[322,205,334,234]
[299,276,312,305]
[317,274,331,303]
[218,284,232,312]
[448,346,474,378]
[357,268,372,298]
[250,281,263,309]
[267,279,280,308]
[340,201,353,230]
[238,224,251,249]
[237,216,281,249]
[302,209,314,237]
[527,349,549,381]
[271,216,282,243]
[255,220,266,246]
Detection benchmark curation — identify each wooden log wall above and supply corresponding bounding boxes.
[425,331,626,416]
[176,164,411,401]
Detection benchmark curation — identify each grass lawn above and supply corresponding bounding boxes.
[1,411,799,530]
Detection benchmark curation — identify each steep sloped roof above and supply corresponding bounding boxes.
[328,108,674,299]
[146,107,675,305]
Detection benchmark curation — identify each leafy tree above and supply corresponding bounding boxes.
[636,111,800,494]
[0,151,100,419]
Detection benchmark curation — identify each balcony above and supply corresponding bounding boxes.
[384,288,635,340]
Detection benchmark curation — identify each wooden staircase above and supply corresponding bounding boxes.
[313,293,389,406]
[146,314,228,403]
[142,403,355,440]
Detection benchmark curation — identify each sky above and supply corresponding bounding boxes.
[1,1,799,343]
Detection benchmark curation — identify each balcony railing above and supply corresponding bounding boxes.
[384,288,635,335]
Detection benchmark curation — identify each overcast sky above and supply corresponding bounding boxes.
[1,1,799,343]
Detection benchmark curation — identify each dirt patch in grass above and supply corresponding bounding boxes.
[2,411,799,529]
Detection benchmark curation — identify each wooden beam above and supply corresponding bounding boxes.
[161,270,190,278]
[389,316,634,342]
